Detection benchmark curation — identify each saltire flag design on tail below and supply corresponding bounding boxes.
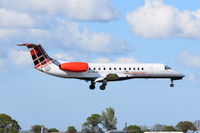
[17,43,52,69]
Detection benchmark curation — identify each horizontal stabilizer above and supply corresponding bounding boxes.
[17,43,29,46]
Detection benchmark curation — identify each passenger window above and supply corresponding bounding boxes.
[104,68,106,70]
[133,68,135,70]
[138,68,140,70]
[109,68,112,70]
[99,68,101,70]
[94,68,96,70]
[89,68,91,70]
[124,68,126,70]
[129,68,131,70]
[119,68,121,70]
[114,68,116,70]
[142,68,144,70]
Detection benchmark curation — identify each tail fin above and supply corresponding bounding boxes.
[17,43,53,70]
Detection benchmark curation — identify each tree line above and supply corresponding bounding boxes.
[1,108,200,133]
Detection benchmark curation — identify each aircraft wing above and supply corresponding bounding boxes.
[94,73,119,82]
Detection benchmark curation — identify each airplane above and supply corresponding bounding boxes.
[17,43,185,90]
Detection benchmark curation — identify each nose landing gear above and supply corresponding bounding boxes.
[170,79,175,87]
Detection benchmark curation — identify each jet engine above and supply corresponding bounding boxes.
[59,62,88,72]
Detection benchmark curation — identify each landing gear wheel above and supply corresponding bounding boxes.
[89,85,95,90]
[100,81,107,90]
[100,85,106,90]
[89,81,96,90]
[170,83,174,87]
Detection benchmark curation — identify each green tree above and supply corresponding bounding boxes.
[101,107,117,131]
[48,128,59,132]
[126,125,143,133]
[163,126,176,131]
[176,121,196,133]
[82,114,102,133]
[31,125,48,133]
[0,113,21,133]
[66,126,77,133]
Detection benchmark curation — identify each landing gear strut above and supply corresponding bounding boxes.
[100,81,107,90]
[170,79,175,87]
[89,81,95,90]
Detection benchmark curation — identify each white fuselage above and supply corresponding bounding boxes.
[43,61,184,82]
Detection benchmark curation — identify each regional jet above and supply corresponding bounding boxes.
[18,43,184,90]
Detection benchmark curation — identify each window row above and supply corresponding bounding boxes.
[89,67,144,71]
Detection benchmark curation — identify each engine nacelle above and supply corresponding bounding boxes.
[59,62,88,72]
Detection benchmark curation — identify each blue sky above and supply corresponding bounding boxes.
[0,0,200,131]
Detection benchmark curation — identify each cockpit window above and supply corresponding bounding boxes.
[165,65,171,70]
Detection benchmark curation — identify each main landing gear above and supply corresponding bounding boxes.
[89,81,95,90]
[170,79,175,87]
[100,81,107,90]
[89,81,107,90]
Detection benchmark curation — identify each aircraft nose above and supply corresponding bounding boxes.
[177,73,185,79]
[180,74,185,78]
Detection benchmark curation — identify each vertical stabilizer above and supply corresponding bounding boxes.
[17,43,53,71]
